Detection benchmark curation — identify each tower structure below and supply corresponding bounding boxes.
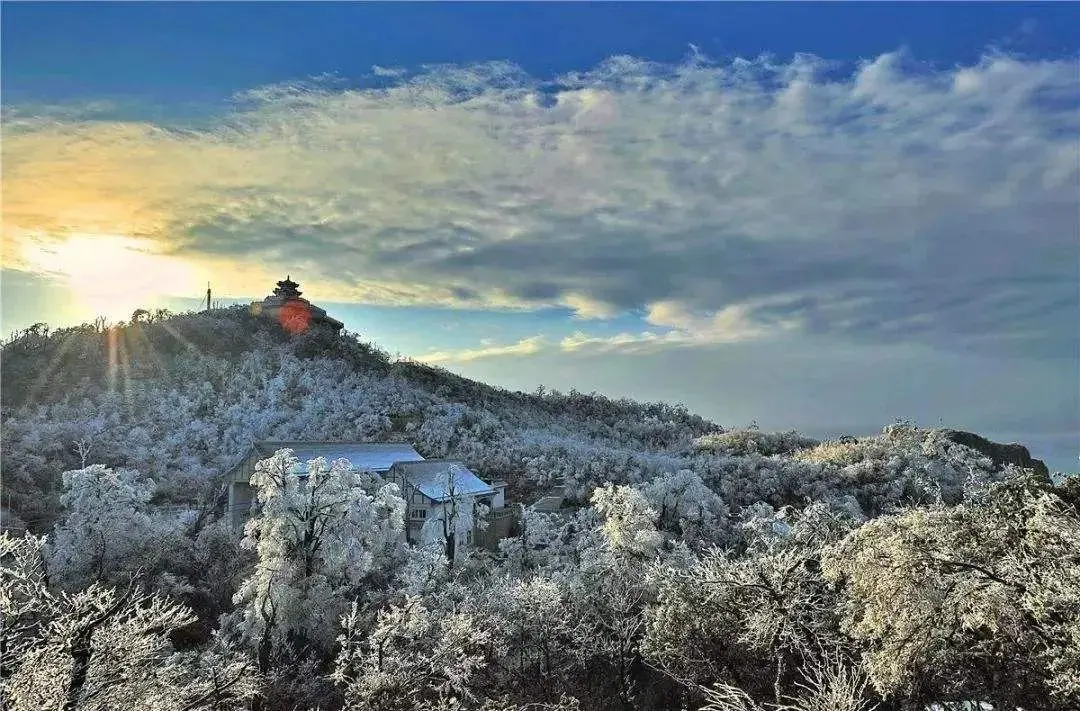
[254,276,344,335]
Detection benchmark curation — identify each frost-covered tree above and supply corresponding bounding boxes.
[468,574,586,703]
[639,469,730,546]
[179,518,253,619]
[696,652,876,711]
[643,503,859,705]
[497,507,563,575]
[47,465,176,590]
[794,424,1006,512]
[561,485,675,709]
[475,696,582,711]
[228,449,406,671]
[821,472,1080,709]
[0,533,258,711]
[590,483,662,558]
[415,464,490,570]
[332,596,492,711]
[398,543,457,597]
[694,429,818,458]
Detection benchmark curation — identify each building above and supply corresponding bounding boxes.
[385,460,511,549]
[225,441,511,549]
[253,276,344,335]
[226,441,423,530]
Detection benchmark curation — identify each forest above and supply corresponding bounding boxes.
[1,307,1077,711]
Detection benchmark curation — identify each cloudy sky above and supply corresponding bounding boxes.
[3,3,1078,470]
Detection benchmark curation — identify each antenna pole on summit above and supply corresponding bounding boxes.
[206,282,212,311]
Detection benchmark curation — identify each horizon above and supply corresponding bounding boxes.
[9,295,1076,476]
[2,2,1078,473]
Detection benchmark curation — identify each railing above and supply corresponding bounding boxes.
[486,507,515,521]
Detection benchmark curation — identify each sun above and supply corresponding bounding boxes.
[20,233,201,321]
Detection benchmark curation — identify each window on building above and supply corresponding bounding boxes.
[411,509,427,520]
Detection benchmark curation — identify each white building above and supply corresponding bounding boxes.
[385,459,508,548]
[225,441,510,548]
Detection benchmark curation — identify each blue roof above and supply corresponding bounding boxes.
[253,441,424,474]
[389,460,494,502]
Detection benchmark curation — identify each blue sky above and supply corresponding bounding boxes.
[2,3,1078,471]
[6,3,1077,103]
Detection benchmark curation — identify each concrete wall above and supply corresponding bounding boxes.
[228,481,256,531]
[227,451,260,530]
[491,483,506,510]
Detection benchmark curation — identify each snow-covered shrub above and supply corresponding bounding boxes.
[332,596,492,710]
[695,428,819,457]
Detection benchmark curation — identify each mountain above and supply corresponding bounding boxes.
[3,305,1074,711]
[0,305,1047,534]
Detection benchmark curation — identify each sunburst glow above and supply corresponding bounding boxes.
[20,233,201,321]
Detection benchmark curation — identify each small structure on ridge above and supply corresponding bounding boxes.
[253,276,344,335]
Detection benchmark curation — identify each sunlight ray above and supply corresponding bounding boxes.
[24,327,81,405]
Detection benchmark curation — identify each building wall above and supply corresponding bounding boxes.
[227,451,261,530]
[406,490,432,543]
[477,505,517,551]
[229,482,256,531]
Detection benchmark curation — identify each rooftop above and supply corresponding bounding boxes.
[390,459,495,502]
[252,441,424,473]
[255,277,345,332]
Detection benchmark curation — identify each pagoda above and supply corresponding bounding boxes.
[254,276,344,335]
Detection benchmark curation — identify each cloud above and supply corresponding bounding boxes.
[554,300,802,355]
[3,51,1077,356]
[415,299,801,361]
[416,335,546,364]
[645,301,797,341]
[371,65,408,79]
[560,330,679,355]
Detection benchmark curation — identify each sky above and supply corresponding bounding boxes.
[2,2,1078,471]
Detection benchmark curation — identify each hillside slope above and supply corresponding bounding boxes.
[0,306,1048,531]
